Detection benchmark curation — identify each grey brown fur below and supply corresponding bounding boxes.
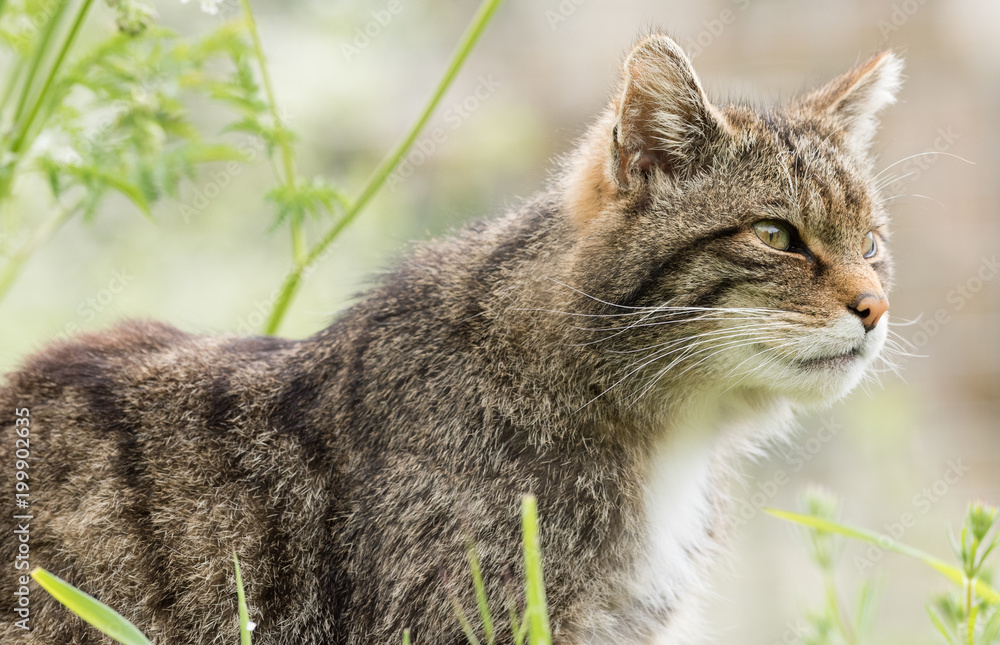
[1,34,902,644]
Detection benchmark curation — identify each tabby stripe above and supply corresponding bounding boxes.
[271,369,327,469]
[613,226,743,309]
[690,276,739,309]
[80,368,179,622]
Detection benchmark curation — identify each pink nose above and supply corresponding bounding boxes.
[850,294,889,332]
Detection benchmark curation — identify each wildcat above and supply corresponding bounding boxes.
[0,33,900,644]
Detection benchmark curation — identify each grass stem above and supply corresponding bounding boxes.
[262,0,504,334]
[237,0,305,267]
[521,495,551,645]
[0,199,78,305]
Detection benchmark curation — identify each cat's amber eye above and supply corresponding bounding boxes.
[862,231,877,259]
[752,220,792,252]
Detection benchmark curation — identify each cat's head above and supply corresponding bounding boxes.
[557,33,903,410]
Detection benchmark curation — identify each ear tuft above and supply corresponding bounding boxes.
[613,34,727,189]
[798,51,904,156]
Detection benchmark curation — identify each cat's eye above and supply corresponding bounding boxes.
[862,231,877,259]
[753,220,792,252]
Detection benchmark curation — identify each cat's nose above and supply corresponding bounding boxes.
[849,294,889,332]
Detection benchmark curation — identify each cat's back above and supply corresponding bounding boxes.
[0,320,298,469]
[0,320,353,643]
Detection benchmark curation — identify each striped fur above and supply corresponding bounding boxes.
[1,34,900,644]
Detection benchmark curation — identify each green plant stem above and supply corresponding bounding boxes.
[766,508,1000,603]
[237,0,304,266]
[0,54,27,119]
[9,0,71,126]
[824,574,856,645]
[0,0,72,201]
[238,0,294,188]
[0,0,93,212]
[0,199,78,306]
[262,0,504,335]
[965,575,975,645]
[521,495,551,645]
[233,552,253,645]
[467,544,495,645]
[11,0,93,155]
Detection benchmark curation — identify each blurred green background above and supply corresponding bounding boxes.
[0,0,997,642]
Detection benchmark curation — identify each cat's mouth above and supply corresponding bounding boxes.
[796,346,863,370]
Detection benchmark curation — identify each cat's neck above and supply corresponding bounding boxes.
[577,391,794,642]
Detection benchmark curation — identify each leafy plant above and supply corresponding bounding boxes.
[769,491,1000,644]
[0,0,506,339]
[929,502,1000,644]
[0,0,260,304]
[781,487,881,644]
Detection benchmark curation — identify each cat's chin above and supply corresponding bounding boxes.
[779,354,872,407]
[723,318,888,408]
[779,338,887,406]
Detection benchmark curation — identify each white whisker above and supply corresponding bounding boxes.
[627,334,785,407]
[873,151,974,182]
[604,322,795,354]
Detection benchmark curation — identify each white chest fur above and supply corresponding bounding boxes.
[635,424,719,606]
[619,417,721,645]
[576,412,724,645]
[615,399,793,644]
[574,397,794,644]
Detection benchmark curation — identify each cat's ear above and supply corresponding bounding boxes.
[797,52,903,156]
[612,34,729,190]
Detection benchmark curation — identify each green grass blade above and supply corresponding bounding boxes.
[927,604,959,645]
[765,508,1000,604]
[446,586,482,645]
[504,582,526,645]
[521,495,551,645]
[967,602,978,645]
[853,578,879,636]
[467,543,495,645]
[982,607,1000,641]
[30,567,152,645]
[233,552,253,645]
[508,597,526,645]
[402,628,411,645]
